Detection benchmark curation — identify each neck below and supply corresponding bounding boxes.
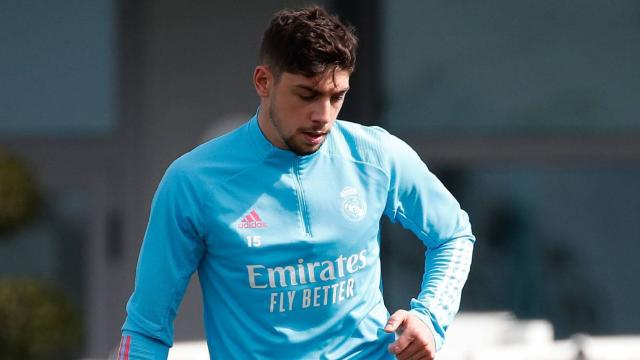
[257,103,287,149]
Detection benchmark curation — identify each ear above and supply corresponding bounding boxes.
[253,65,273,98]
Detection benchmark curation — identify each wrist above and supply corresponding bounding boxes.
[408,309,443,351]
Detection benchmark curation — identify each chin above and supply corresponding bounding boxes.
[289,143,322,156]
[291,147,320,156]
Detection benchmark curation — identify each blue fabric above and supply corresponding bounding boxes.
[122,113,475,359]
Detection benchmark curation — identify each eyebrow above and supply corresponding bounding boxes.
[294,84,350,95]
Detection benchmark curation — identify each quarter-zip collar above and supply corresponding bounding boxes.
[247,107,328,165]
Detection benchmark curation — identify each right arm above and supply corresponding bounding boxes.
[118,161,206,360]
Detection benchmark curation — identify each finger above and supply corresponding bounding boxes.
[407,345,436,360]
[407,352,433,360]
[405,342,436,360]
[412,349,436,360]
[396,340,422,360]
[384,310,408,333]
[388,331,415,355]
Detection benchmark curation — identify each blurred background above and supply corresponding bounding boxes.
[1,0,639,359]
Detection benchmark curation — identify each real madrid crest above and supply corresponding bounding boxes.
[340,186,367,222]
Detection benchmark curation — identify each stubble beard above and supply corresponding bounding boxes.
[268,99,328,156]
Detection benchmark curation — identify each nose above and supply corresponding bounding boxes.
[310,98,331,126]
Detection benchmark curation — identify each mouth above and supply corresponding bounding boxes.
[301,131,327,145]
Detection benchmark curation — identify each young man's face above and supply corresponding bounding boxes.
[255,67,350,156]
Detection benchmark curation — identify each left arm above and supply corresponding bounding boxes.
[380,131,475,358]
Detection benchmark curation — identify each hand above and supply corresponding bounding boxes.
[384,310,436,360]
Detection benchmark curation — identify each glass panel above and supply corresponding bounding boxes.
[0,0,115,136]
[382,166,640,338]
[381,0,640,134]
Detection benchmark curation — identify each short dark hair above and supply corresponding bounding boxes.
[259,5,358,78]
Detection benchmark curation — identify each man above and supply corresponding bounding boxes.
[118,5,474,360]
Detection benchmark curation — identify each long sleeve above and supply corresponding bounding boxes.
[120,159,207,360]
[382,133,475,351]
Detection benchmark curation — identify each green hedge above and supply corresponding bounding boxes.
[0,150,41,236]
[0,279,82,360]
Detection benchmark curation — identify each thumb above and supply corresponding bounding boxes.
[384,310,408,333]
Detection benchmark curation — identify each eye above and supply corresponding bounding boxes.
[331,94,345,102]
[298,94,315,101]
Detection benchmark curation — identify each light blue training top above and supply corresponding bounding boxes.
[119,114,475,359]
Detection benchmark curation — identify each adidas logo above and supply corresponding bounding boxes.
[237,210,268,229]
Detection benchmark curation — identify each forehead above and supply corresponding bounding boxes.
[280,70,350,91]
